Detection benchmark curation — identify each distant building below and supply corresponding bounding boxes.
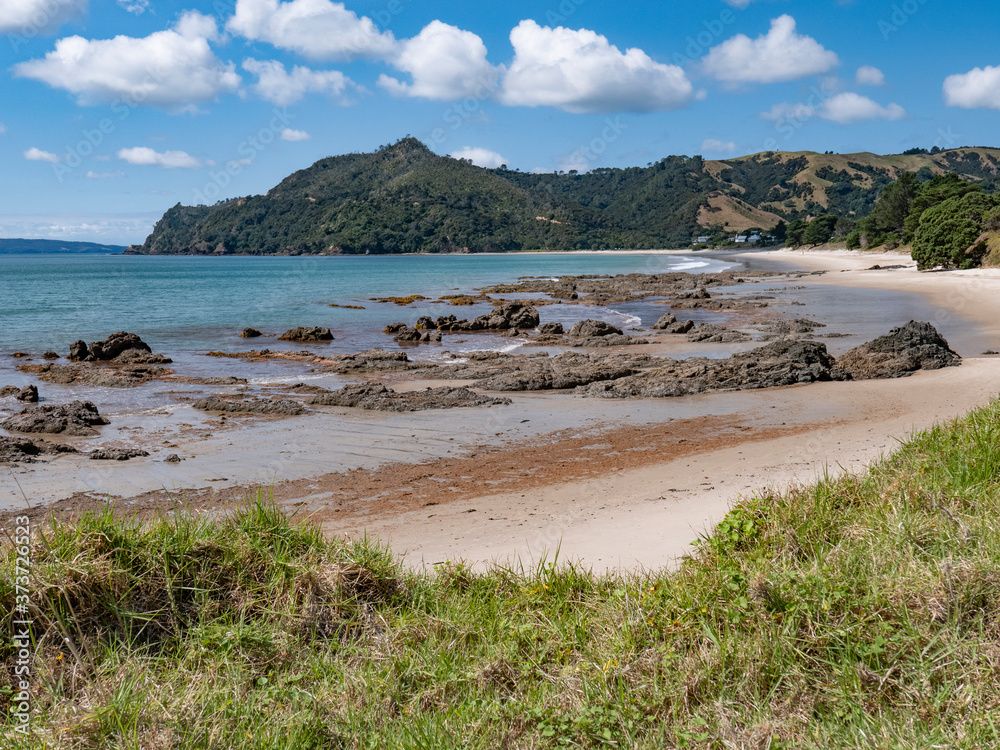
[748,232,762,243]
[696,236,710,244]
[733,235,748,243]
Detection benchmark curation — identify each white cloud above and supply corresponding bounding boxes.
[856,65,885,86]
[25,147,60,162]
[722,0,758,6]
[700,138,738,155]
[944,65,1000,110]
[280,128,311,141]
[14,12,241,109]
[450,146,506,168]
[702,15,839,84]
[117,0,148,14]
[379,21,501,101]
[86,170,125,178]
[227,0,395,61]
[759,101,816,121]
[0,123,6,134]
[243,58,358,106]
[0,212,159,245]
[820,92,905,124]
[117,147,203,168]
[0,0,85,35]
[499,20,693,114]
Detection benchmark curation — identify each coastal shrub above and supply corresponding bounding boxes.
[8,399,1000,747]
[911,191,1000,269]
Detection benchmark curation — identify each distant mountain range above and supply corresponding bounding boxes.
[129,138,1000,255]
[0,238,127,254]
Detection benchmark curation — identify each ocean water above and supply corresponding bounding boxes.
[0,252,735,414]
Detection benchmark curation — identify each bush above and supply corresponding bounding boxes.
[911,191,1000,269]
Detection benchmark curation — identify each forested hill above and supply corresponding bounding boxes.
[130,138,1000,255]
[0,238,127,254]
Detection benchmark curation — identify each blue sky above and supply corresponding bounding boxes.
[1,0,999,244]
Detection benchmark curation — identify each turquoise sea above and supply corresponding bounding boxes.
[0,252,736,413]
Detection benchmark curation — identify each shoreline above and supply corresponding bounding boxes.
[4,246,1000,573]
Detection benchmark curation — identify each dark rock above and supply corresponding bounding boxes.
[309,382,510,411]
[43,351,59,360]
[89,447,149,461]
[581,340,837,399]
[22,363,169,388]
[278,326,334,342]
[758,318,825,336]
[651,313,695,333]
[421,330,443,342]
[383,323,407,333]
[89,331,152,360]
[501,329,522,338]
[240,327,262,338]
[16,384,38,403]
[538,322,564,335]
[833,321,960,380]
[416,316,437,330]
[192,396,306,416]
[674,288,710,300]
[983,350,998,356]
[329,348,413,373]
[164,453,183,462]
[114,349,173,364]
[393,326,423,342]
[564,334,649,348]
[1,400,109,436]
[686,323,751,343]
[0,436,79,463]
[0,385,19,397]
[568,319,623,337]
[69,340,89,361]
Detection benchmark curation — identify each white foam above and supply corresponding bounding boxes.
[609,310,642,327]
[670,259,711,271]
[249,373,331,386]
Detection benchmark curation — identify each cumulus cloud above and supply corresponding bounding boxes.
[25,147,60,162]
[14,12,241,109]
[856,65,885,86]
[944,65,1000,110]
[378,21,501,101]
[86,170,125,178]
[243,58,358,106]
[759,101,816,121]
[0,0,86,35]
[227,0,395,61]
[280,128,311,141]
[499,20,693,114]
[702,15,839,84]
[700,138,738,155]
[117,147,203,168]
[760,94,904,125]
[450,146,506,168]
[117,0,148,14]
[820,92,905,124]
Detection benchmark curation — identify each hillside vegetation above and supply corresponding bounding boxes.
[130,139,1000,255]
[5,397,1000,747]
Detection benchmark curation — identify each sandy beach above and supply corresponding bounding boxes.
[4,246,1000,574]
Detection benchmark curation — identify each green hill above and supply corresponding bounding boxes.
[0,238,127,254]
[130,139,1000,255]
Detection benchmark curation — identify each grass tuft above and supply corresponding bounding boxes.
[7,400,1000,747]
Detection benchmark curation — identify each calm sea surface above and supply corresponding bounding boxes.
[0,253,733,354]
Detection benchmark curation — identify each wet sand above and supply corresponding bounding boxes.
[4,247,1000,573]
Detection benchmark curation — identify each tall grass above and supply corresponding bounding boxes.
[5,400,1000,748]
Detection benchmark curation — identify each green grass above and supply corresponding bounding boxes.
[5,399,1000,748]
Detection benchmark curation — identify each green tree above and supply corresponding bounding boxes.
[802,214,839,245]
[785,219,808,247]
[903,174,981,241]
[911,192,1000,269]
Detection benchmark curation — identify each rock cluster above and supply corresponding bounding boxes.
[2,401,109,436]
[309,382,510,411]
[833,321,960,379]
[390,303,541,338]
[69,332,171,364]
[278,326,334,342]
[651,313,694,334]
[0,436,78,463]
[192,397,306,416]
[0,384,38,402]
[89,447,149,461]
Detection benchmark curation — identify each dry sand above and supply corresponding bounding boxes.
[5,247,1000,575]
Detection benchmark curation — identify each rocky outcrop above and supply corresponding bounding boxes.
[192,397,306,416]
[538,322,564,335]
[393,303,540,336]
[651,313,694,334]
[580,340,838,399]
[476,352,657,391]
[278,326,334,342]
[833,321,960,380]
[1,401,109,436]
[20,363,169,388]
[240,327,262,338]
[568,319,622,337]
[757,318,825,337]
[0,436,78,463]
[686,323,751,343]
[89,447,149,460]
[394,326,442,343]
[69,332,171,364]
[16,384,38,403]
[328,348,415,373]
[309,383,510,411]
